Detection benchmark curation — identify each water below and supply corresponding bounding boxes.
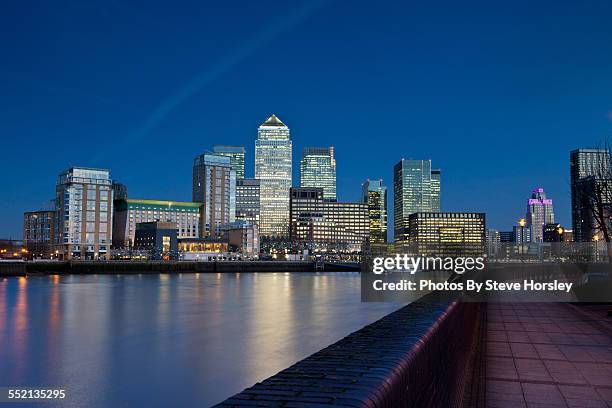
[0,273,404,407]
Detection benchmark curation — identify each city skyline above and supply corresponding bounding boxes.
[3,1,612,238]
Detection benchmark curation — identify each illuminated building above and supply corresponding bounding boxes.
[225,220,260,257]
[525,187,554,242]
[570,148,611,241]
[213,145,246,179]
[178,237,229,261]
[112,199,201,248]
[236,178,260,224]
[54,167,113,260]
[289,187,369,252]
[362,179,387,243]
[393,159,441,243]
[300,147,336,200]
[255,114,292,237]
[408,212,485,255]
[23,208,55,258]
[193,153,236,238]
[134,221,178,260]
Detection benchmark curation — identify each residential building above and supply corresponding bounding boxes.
[225,220,260,257]
[236,178,260,224]
[570,148,612,241]
[134,221,178,260]
[255,114,292,237]
[393,159,441,243]
[362,179,387,243]
[300,146,336,200]
[289,187,369,252]
[525,187,554,242]
[112,199,201,248]
[23,209,55,258]
[213,145,246,179]
[54,167,113,260]
[193,153,236,238]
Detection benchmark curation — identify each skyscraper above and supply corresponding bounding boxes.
[393,159,441,243]
[236,178,260,225]
[255,114,292,237]
[192,153,236,238]
[570,148,612,241]
[525,187,554,242]
[300,147,337,200]
[213,145,246,179]
[362,179,387,243]
[54,167,113,260]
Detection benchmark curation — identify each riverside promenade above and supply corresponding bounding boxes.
[477,303,612,408]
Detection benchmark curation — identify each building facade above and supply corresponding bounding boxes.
[226,220,260,257]
[289,187,369,252]
[54,167,113,260]
[570,148,612,241]
[526,187,555,242]
[193,153,236,238]
[113,199,201,248]
[236,178,260,225]
[213,145,246,179]
[134,221,178,260]
[408,212,486,255]
[23,209,55,258]
[255,114,292,237]
[362,179,387,243]
[393,159,441,243]
[300,146,337,200]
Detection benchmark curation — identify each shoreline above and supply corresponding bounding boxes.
[0,260,361,276]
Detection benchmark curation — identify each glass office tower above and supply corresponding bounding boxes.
[362,179,387,243]
[393,159,441,243]
[213,145,246,179]
[570,148,611,241]
[54,167,113,260]
[236,178,260,225]
[255,114,292,237]
[192,153,236,238]
[300,146,337,201]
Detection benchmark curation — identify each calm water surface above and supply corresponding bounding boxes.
[0,273,403,407]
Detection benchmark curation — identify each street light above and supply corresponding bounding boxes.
[518,218,527,256]
[594,234,600,262]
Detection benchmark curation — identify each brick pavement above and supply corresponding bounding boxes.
[485,303,612,408]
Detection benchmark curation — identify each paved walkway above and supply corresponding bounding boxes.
[485,303,612,407]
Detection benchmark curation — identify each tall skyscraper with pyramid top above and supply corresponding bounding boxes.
[255,114,292,237]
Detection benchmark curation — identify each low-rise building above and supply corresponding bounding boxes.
[134,221,178,260]
[178,237,228,261]
[225,220,259,257]
[113,199,201,248]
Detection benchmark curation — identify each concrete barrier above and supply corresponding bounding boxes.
[215,296,482,407]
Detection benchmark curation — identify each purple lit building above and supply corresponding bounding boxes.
[526,187,554,242]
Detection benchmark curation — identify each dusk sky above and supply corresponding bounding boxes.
[2,0,612,239]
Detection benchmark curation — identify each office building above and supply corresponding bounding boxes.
[289,187,369,252]
[113,199,201,248]
[134,221,178,260]
[499,231,514,243]
[362,179,387,243]
[112,181,128,200]
[300,147,337,200]
[570,148,612,241]
[408,212,486,255]
[236,178,260,224]
[23,209,55,258]
[193,153,236,238]
[213,145,246,179]
[543,223,568,243]
[393,159,441,243]
[255,114,292,237]
[525,187,554,242]
[54,167,113,260]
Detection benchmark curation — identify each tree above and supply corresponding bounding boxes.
[575,139,612,262]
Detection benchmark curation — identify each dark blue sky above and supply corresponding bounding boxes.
[2,0,612,239]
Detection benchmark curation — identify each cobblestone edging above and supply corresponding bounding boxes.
[215,298,481,407]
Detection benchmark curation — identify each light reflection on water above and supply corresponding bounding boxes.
[0,273,404,407]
